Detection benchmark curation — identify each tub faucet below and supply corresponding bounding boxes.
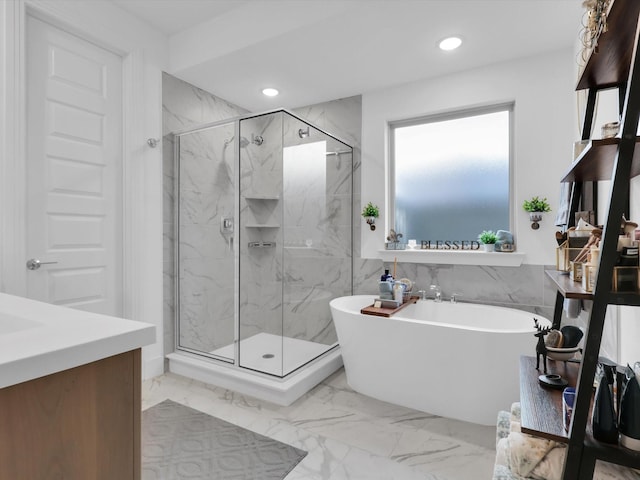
[450,292,462,304]
[429,284,442,302]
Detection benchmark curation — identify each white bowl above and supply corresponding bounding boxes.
[546,346,580,361]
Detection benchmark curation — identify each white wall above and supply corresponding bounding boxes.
[361,48,577,265]
[0,0,169,379]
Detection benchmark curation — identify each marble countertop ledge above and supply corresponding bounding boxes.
[0,292,155,389]
[376,249,526,266]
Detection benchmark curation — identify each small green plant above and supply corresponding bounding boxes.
[361,201,379,218]
[478,230,498,244]
[523,196,551,213]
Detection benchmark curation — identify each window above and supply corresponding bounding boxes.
[390,104,512,246]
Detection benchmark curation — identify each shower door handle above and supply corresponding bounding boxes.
[26,258,58,270]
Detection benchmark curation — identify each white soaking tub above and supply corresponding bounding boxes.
[330,295,549,425]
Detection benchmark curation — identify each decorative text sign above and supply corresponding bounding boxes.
[420,240,481,250]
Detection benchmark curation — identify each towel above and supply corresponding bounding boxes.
[555,183,572,227]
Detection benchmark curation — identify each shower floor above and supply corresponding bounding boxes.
[211,332,333,376]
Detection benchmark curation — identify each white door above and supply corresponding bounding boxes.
[26,16,123,316]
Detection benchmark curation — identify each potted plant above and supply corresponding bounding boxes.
[362,202,379,230]
[478,230,497,252]
[523,196,551,230]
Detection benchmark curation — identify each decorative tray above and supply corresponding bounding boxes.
[360,296,419,317]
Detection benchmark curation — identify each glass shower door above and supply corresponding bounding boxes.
[176,122,236,362]
[281,115,353,376]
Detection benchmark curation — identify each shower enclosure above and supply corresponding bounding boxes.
[169,109,352,400]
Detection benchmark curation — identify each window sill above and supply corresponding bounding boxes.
[376,249,525,266]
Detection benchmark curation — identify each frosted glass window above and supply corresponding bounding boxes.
[391,106,511,243]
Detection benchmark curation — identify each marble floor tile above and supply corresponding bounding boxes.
[141,368,496,479]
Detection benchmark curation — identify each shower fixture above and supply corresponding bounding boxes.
[252,134,264,146]
[298,127,310,138]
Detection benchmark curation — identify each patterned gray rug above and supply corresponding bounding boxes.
[142,399,307,480]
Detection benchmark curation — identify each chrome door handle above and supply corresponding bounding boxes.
[26,258,58,270]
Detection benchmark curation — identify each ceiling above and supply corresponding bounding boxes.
[111,0,585,112]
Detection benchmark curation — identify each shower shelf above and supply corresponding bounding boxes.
[248,241,276,248]
[244,223,280,228]
[244,195,280,201]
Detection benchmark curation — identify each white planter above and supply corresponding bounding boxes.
[482,243,494,252]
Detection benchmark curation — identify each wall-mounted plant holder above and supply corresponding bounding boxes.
[366,216,376,230]
[523,196,551,230]
[530,212,543,230]
[361,202,379,231]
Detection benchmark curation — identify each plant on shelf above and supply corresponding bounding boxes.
[361,202,379,231]
[523,196,551,230]
[478,230,497,252]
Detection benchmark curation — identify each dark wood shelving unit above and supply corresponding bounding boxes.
[526,1,640,478]
[545,270,594,300]
[519,356,579,443]
[560,137,640,183]
[576,0,640,90]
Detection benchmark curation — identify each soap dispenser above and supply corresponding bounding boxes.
[380,269,393,282]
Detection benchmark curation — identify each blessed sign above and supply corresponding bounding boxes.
[420,240,481,250]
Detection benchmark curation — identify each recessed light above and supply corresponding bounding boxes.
[438,36,462,51]
[262,88,279,97]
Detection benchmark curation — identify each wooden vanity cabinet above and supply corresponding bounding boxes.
[0,349,141,480]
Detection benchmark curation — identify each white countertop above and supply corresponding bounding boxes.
[0,293,156,389]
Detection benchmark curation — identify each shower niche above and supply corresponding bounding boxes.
[170,109,352,399]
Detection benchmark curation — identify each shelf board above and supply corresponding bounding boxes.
[244,195,280,201]
[546,269,640,304]
[545,270,593,300]
[560,137,640,183]
[519,356,581,443]
[584,435,640,469]
[576,0,640,90]
[244,224,280,228]
[520,356,640,470]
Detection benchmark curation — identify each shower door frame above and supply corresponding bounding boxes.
[172,108,353,378]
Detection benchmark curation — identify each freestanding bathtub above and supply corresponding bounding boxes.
[330,295,550,426]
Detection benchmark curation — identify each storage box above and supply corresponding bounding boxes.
[556,245,586,272]
[570,261,584,282]
[583,265,596,292]
[612,266,640,292]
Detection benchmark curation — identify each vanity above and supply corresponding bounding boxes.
[0,293,155,479]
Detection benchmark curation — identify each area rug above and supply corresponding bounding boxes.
[142,399,307,480]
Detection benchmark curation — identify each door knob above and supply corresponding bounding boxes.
[26,258,58,270]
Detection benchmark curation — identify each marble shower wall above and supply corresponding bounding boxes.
[162,73,248,363]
